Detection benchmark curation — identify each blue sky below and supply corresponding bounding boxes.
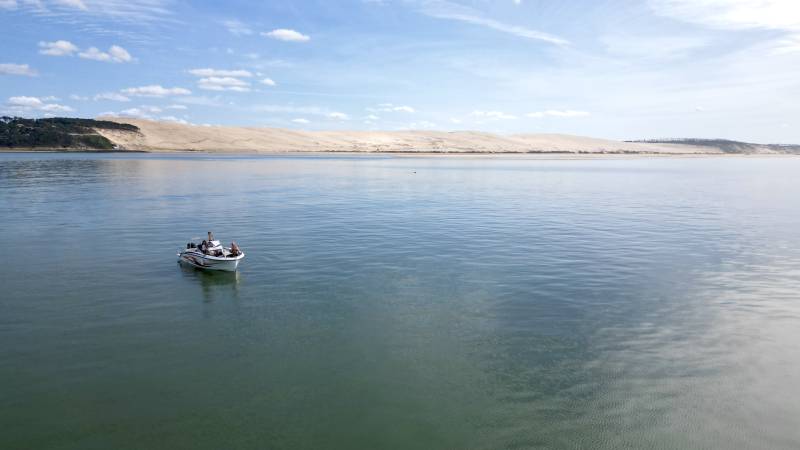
[1,0,799,142]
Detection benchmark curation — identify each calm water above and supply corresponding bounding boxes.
[1,153,799,449]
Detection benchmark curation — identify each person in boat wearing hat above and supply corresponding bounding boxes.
[230,241,241,256]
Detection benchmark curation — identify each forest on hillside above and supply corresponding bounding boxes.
[0,117,138,150]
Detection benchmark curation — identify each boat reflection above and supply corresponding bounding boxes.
[178,263,241,302]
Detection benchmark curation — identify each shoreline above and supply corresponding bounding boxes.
[2,148,798,159]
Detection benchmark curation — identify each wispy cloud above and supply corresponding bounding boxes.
[649,0,800,32]
[649,0,800,54]
[369,103,415,113]
[28,0,172,22]
[94,92,131,102]
[188,68,254,92]
[327,111,349,120]
[527,110,589,118]
[262,28,311,42]
[121,85,191,97]
[471,110,517,120]
[254,104,348,120]
[188,68,253,77]
[197,76,250,92]
[56,0,88,10]
[0,63,37,76]
[416,0,567,45]
[222,19,253,36]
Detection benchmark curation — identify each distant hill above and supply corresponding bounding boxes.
[3,116,798,155]
[91,117,725,154]
[629,139,800,154]
[0,117,139,150]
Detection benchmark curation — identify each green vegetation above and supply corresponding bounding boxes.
[0,117,139,150]
[629,138,800,154]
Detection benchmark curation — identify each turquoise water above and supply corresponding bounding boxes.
[1,153,800,449]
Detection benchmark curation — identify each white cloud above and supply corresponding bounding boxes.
[365,114,380,120]
[405,121,437,129]
[40,40,132,62]
[222,19,253,36]
[160,115,189,124]
[449,117,462,124]
[166,104,187,110]
[7,96,73,113]
[94,92,130,102]
[292,118,310,124]
[118,108,149,118]
[368,103,416,113]
[69,94,89,101]
[118,105,167,118]
[0,0,18,10]
[40,103,74,112]
[39,40,79,56]
[262,28,311,42]
[78,45,133,62]
[772,35,800,53]
[55,0,87,10]
[260,78,276,86]
[254,105,351,121]
[649,0,800,32]
[8,96,43,107]
[121,85,191,97]
[418,1,567,46]
[327,112,349,120]
[527,109,590,118]
[0,63,37,76]
[197,76,251,92]
[189,68,253,77]
[471,110,517,120]
[108,45,132,62]
[601,35,709,59]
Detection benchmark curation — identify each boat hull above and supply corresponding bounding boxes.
[178,250,244,272]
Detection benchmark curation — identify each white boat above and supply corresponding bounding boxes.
[178,239,244,272]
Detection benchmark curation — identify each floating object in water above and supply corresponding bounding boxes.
[178,234,244,272]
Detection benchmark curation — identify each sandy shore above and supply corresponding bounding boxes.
[92,117,727,155]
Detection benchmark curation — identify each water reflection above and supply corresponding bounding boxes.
[178,263,240,302]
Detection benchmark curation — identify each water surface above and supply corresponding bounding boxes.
[2,153,799,449]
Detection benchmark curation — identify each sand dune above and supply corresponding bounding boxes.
[95,117,722,154]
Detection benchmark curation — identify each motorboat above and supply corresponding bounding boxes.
[178,237,244,272]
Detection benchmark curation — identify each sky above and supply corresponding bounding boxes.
[1,0,799,142]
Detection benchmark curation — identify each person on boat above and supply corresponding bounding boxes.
[200,240,208,254]
[207,231,214,242]
[230,242,241,256]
